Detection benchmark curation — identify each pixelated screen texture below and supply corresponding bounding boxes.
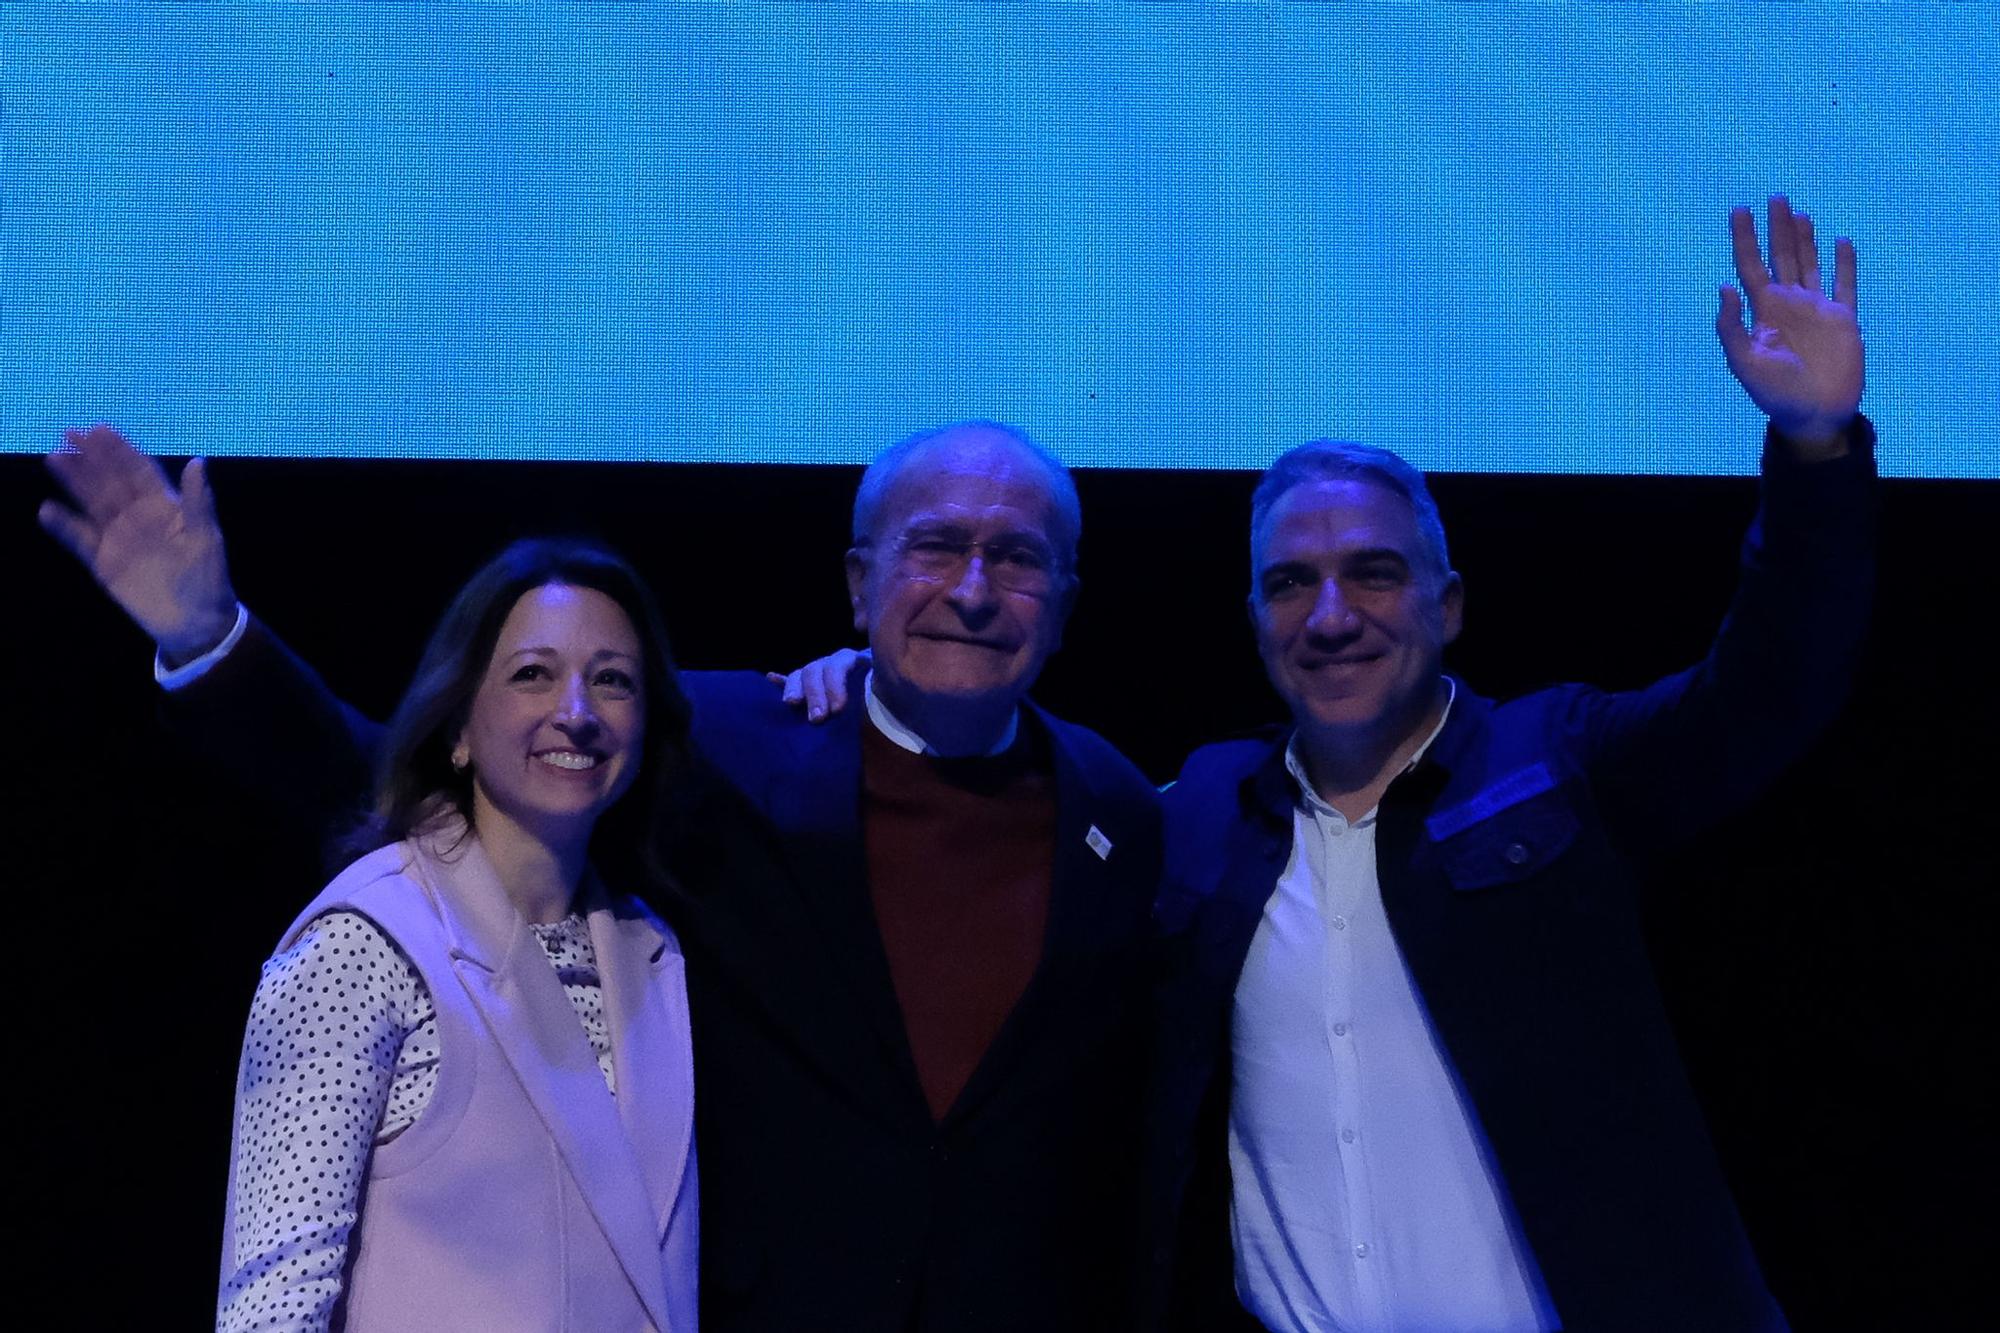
[4,6,1994,476]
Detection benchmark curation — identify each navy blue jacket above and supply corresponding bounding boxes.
[1144,432,1875,1332]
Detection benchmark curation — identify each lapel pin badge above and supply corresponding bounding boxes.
[1085,825,1113,861]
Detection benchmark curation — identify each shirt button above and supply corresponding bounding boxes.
[1353,1242,1370,1259]
[1331,915,1347,931]
[1332,1022,1348,1036]
[1503,841,1530,865]
[1341,1128,1356,1143]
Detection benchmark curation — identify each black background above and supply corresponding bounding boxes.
[10,451,1992,1329]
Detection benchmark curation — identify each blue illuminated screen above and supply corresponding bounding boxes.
[4,6,1994,476]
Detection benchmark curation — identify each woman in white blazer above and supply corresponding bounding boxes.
[219,538,700,1333]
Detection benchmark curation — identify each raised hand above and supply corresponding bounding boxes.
[40,424,240,664]
[1716,195,1864,457]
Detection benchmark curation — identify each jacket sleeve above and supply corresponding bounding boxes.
[1567,418,1878,852]
[160,614,386,847]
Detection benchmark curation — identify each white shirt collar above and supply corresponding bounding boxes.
[862,669,1021,758]
[1284,676,1458,821]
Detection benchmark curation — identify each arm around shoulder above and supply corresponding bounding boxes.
[162,613,387,841]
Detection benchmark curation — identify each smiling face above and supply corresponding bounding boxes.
[457,583,646,846]
[1252,477,1463,748]
[845,426,1074,725]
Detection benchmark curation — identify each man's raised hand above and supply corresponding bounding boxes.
[1716,195,1864,458]
[40,424,240,665]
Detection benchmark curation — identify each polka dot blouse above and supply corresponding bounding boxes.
[217,909,613,1332]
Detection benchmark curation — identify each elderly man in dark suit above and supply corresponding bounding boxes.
[42,420,1162,1332]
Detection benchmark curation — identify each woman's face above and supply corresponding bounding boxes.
[458,582,646,843]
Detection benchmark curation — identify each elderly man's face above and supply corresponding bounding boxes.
[846,428,1073,721]
[1252,478,1462,745]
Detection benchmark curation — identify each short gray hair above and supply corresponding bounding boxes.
[851,420,1082,569]
[1249,440,1451,592]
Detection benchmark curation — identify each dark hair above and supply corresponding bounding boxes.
[1249,440,1452,594]
[349,537,692,888]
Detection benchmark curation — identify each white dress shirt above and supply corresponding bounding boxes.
[155,600,248,688]
[862,669,1018,756]
[1229,684,1556,1333]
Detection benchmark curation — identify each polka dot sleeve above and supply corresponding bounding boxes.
[218,911,429,1333]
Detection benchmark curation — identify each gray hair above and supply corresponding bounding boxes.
[851,419,1082,569]
[1249,440,1451,592]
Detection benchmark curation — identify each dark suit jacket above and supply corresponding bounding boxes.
[1143,431,1876,1333]
[172,649,1161,1332]
[673,673,1161,1333]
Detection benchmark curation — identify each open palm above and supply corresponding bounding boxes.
[40,425,239,661]
[1716,196,1863,449]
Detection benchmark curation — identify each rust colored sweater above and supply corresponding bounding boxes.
[861,721,1056,1120]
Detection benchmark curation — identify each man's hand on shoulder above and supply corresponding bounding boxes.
[767,647,870,722]
[39,423,241,665]
[1716,194,1864,461]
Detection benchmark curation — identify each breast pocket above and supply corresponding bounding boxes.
[1427,766,1582,892]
